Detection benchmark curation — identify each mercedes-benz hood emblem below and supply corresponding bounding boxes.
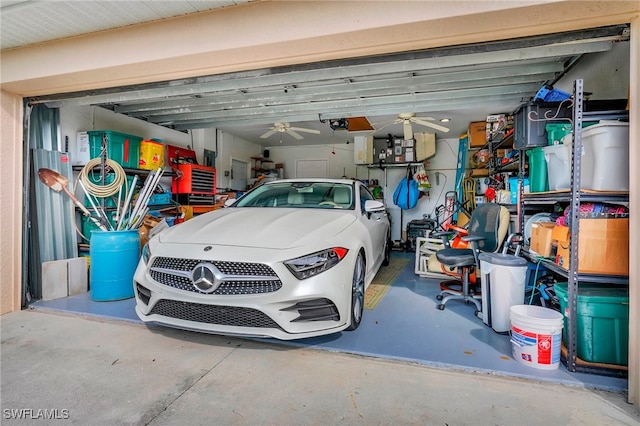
[191,263,221,293]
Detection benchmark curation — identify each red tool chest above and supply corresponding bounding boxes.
[172,163,217,195]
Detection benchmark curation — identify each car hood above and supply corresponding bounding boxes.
[158,208,357,249]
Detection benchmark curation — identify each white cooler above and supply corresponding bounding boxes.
[581,121,629,191]
[479,253,528,333]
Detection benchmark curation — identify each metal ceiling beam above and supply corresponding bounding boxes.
[172,93,531,131]
[166,84,539,128]
[117,63,562,117]
[126,73,555,122]
[38,39,614,108]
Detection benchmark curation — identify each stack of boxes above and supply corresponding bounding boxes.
[528,215,629,366]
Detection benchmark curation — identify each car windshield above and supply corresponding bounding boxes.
[234,181,355,209]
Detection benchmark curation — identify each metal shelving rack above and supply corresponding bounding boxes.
[518,79,629,376]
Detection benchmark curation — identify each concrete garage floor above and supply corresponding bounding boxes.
[2,310,639,425]
[29,252,629,393]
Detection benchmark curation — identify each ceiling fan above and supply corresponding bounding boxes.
[260,122,321,140]
[374,112,450,139]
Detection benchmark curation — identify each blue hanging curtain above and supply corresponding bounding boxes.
[29,103,60,150]
[23,103,78,303]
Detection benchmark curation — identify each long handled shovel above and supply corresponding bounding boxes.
[38,168,108,232]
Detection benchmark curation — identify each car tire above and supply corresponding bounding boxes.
[346,252,365,331]
[382,234,391,266]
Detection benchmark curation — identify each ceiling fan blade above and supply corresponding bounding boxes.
[411,117,450,133]
[287,130,304,140]
[260,129,278,138]
[372,119,398,134]
[288,126,321,134]
[403,120,414,140]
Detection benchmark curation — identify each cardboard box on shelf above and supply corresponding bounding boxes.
[468,122,486,147]
[469,168,489,177]
[496,148,512,159]
[529,222,556,257]
[554,218,629,275]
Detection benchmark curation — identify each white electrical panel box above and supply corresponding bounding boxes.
[354,132,435,165]
[353,135,374,164]
[415,132,436,161]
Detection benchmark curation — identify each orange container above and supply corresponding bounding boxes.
[139,140,165,170]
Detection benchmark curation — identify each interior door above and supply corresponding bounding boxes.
[230,158,248,191]
[295,159,327,178]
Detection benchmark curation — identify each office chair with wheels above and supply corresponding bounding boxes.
[432,203,510,314]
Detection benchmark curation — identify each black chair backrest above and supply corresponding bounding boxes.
[467,203,502,253]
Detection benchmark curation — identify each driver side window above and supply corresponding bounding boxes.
[359,185,374,214]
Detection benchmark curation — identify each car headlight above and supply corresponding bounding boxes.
[141,242,151,264]
[284,247,349,280]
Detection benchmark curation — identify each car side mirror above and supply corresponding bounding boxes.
[364,199,385,213]
[224,198,236,207]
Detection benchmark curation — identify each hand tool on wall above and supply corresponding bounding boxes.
[38,167,108,231]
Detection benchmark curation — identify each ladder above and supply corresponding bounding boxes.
[453,134,468,220]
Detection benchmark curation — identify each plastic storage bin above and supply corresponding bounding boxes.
[580,122,629,191]
[543,144,571,190]
[508,177,529,204]
[479,253,528,333]
[546,123,572,145]
[526,147,548,192]
[88,130,143,169]
[139,139,165,170]
[513,102,571,149]
[554,282,629,365]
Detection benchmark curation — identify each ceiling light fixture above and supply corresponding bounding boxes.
[440,118,451,123]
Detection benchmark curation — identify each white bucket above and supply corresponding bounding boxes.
[510,305,564,370]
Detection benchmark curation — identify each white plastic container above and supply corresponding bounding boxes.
[580,121,629,191]
[510,305,563,370]
[479,253,528,333]
[543,144,571,190]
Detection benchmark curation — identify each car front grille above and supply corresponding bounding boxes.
[149,299,283,330]
[150,256,282,295]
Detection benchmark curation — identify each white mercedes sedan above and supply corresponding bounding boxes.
[133,179,391,340]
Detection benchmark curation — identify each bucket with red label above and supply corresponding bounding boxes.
[510,305,563,370]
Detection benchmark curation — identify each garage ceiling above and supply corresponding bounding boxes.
[0,0,253,49]
[3,2,629,145]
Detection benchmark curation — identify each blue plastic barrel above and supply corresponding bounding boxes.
[90,230,140,301]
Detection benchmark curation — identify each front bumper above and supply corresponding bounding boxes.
[133,244,356,340]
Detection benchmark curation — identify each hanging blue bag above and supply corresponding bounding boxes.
[393,166,419,210]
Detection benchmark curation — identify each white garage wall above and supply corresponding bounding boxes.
[555,41,630,99]
[60,106,193,164]
[266,143,357,180]
[379,137,459,240]
[214,130,262,191]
